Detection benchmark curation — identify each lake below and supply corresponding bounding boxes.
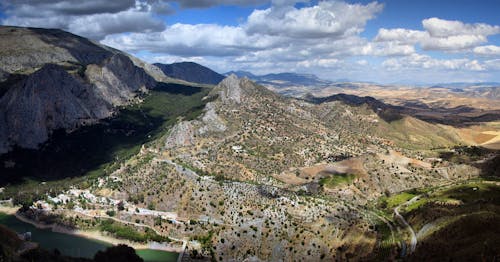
[0,212,178,262]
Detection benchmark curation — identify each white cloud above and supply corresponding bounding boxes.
[422,17,500,37]
[420,34,487,50]
[360,42,415,56]
[374,28,426,44]
[383,54,485,71]
[1,0,167,39]
[375,17,500,51]
[245,1,383,38]
[102,23,283,56]
[484,59,500,70]
[169,0,268,8]
[103,1,383,60]
[474,45,500,56]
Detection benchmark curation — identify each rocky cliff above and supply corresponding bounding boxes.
[0,26,157,153]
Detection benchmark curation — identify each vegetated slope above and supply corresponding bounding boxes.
[154,62,225,85]
[103,75,488,260]
[163,75,472,194]
[305,93,464,149]
[164,75,377,182]
[404,182,500,261]
[0,82,209,185]
[0,26,160,154]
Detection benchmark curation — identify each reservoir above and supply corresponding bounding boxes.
[0,212,178,262]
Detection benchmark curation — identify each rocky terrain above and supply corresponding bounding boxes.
[0,26,499,262]
[0,26,160,153]
[72,74,491,260]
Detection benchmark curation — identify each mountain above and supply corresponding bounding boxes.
[431,82,500,88]
[224,70,257,79]
[225,71,333,88]
[117,75,489,260]
[154,61,225,85]
[0,26,163,154]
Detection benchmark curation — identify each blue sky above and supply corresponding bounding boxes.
[2,0,500,84]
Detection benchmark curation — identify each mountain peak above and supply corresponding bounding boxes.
[216,74,243,104]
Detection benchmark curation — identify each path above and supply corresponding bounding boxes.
[394,196,419,256]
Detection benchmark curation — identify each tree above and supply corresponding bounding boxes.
[94,244,143,262]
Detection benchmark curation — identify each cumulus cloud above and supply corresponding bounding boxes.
[474,45,500,56]
[103,1,383,58]
[360,42,415,56]
[245,1,383,38]
[170,0,268,8]
[2,0,135,15]
[1,0,168,39]
[102,23,284,56]
[383,54,485,71]
[422,17,500,38]
[376,17,500,51]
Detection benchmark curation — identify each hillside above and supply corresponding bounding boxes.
[0,26,499,262]
[0,26,212,185]
[154,62,224,85]
[87,75,488,260]
[0,26,165,154]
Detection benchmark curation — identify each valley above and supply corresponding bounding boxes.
[0,25,499,262]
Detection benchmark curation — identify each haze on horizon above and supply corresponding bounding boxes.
[1,0,500,85]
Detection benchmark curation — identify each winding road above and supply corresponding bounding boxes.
[394,196,419,255]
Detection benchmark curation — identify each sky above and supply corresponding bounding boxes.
[1,0,500,84]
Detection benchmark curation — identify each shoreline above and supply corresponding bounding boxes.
[0,207,183,254]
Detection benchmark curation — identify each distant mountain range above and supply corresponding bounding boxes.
[225,70,333,88]
[154,62,225,85]
[431,82,500,88]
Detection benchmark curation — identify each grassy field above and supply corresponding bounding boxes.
[319,173,355,188]
[0,82,210,201]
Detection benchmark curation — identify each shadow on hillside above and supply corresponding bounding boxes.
[438,146,500,178]
[305,93,500,127]
[0,83,207,186]
[304,93,405,122]
[155,82,203,96]
[0,109,164,185]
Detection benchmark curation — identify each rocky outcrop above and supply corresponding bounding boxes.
[0,64,107,150]
[86,53,155,105]
[165,121,196,148]
[0,26,157,153]
[198,103,227,134]
[215,74,243,104]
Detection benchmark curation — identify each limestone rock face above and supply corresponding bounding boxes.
[165,121,195,149]
[216,74,242,104]
[198,102,227,134]
[0,26,157,153]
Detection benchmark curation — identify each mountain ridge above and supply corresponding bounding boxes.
[0,26,161,153]
[225,70,333,88]
[154,61,225,85]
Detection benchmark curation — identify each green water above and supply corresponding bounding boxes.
[0,212,178,261]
